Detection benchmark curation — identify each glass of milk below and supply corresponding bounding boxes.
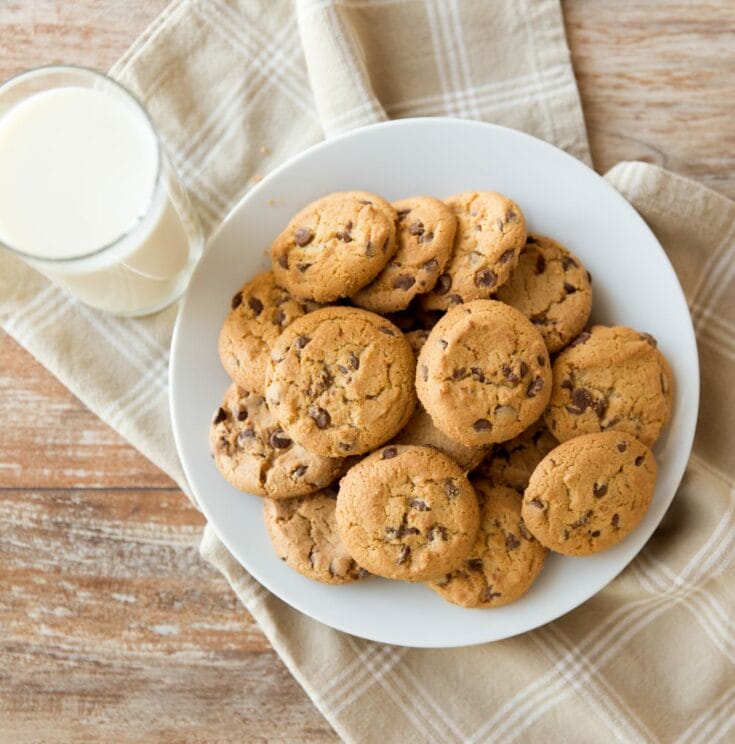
[0,66,204,316]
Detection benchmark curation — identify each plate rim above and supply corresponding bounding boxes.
[170,116,699,648]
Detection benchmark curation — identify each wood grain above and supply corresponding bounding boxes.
[1,0,733,741]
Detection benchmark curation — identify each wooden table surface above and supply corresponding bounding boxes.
[1,1,733,741]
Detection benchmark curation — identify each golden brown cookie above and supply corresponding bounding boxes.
[265,306,416,457]
[472,419,557,492]
[335,445,480,581]
[263,486,367,584]
[210,383,344,498]
[495,234,592,352]
[271,191,397,303]
[218,271,315,394]
[522,432,657,556]
[416,300,551,446]
[352,196,456,313]
[543,325,674,447]
[420,191,527,311]
[427,482,546,608]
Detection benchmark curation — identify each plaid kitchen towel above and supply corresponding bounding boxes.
[2,1,733,741]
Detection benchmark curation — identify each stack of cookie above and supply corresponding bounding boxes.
[211,190,674,609]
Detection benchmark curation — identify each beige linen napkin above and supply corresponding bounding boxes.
[2,1,733,741]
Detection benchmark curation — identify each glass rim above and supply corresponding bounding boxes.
[0,64,163,265]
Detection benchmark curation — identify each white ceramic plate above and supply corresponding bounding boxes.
[170,118,698,648]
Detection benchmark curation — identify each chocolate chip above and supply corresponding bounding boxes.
[295,335,311,349]
[359,199,372,205]
[335,230,352,243]
[292,465,308,477]
[593,483,607,498]
[236,409,248,421]
[506,209,518,223]
[294,228,314,246]
[419,232,434,244]
[274,309,286,326]
[471,367,485,382]
[421,258,439,272]
[397,208,411,221]
[382,238,390,252]
[452,367,467,380]
[500,249,515,264]
[640,332,657,347]
[502,365,519,383]
[612,513,620,528]
[337,364,348,374]
[560,379,573,390]
[617,441,627,452]
[297,262,311,272]
[635,455,645,466]
[444,479,460,498]
[483,586,501,601]
[473,419,491,431]
[468,559,484,572]
[379,326,396,336]
[604,417,621,430]
[338,442,352,451]
[410,499,430,511]
[309,407,331,429]
[530,498,545,510]
[526,376,544,397]
[381,447,398,460]
[365,240,374,256]
[408,220,424,236]
[520,361,529,377]
[435,274,452,294]
[448,294,463,306]
[396,545,410,565]
[438,339,448,350]
[428,526,448,542]
[569,387,594,413]
[213,407,228,424]
[348,351,360,370]
[562,256,577,270]
[536,255,546,274]
[237,428,255,444]
[590,530,601,538]
[571,332,591,347]
[393,274,416,290]
[570,510,594,529]
[278,255,289,269]
[357,568,370,578]
[518,521,533,540]
[248,296,263,316]
[231,291,243,310]
[270,429,291,449]
[564,283,577,294]
[398,526,420,537]
[496,218,504,232]
[505,534,520,551]
[537,354,546,367]
[474,269,497,288]
[421,364,428,381]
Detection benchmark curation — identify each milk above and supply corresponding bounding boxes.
[0,85,199,315]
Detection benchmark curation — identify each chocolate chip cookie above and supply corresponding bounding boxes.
[543,325,674,447]
[218,271,315,394]
[427,482,546,608]
[210,383,344,498]
[420,191,526,311]
[522,431,657,555]
[472,420,557,492]
[265,306,416,457]
[352,196,456,313]
[271,191,397,303]
[335,445,480,581]
[263,486,367,584]
[416,300,551,446]
[495,234,592,352]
